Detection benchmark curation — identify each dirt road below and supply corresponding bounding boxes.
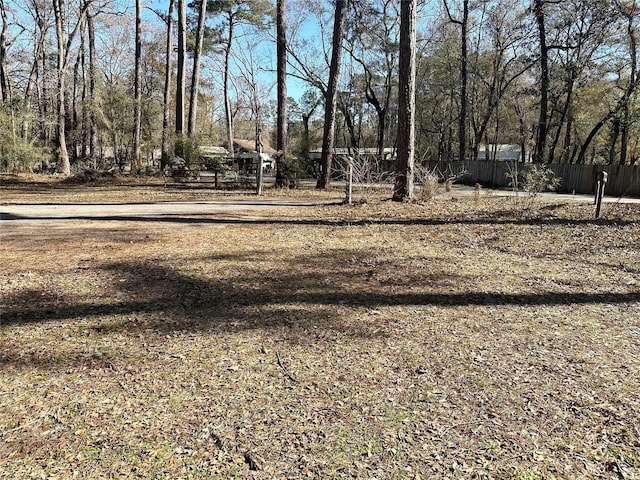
[0,199,323,224]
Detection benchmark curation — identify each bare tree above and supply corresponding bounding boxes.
[443,0,469,163]
[176,0,186,135]
[393,0,416,201]
[284,0,331,96]
[132,0,142,172]
[21,0,51,140]
[532,0,555,164]
[275,0,288,187]
[0,0,9,104]
[344,0,399,156]
[295,89,321,172]
[159,0,175,168]
[85,3,98,161]
[575,1,640,164]
[187,0,208,137]
[468,0,534,162]
[210,1,273,157]
[615,0,638,165]
[52,0,90,175]
[316,0,347,189]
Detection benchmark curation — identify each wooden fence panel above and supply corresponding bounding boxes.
[430,161,640,197]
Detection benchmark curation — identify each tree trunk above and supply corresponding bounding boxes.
[79,17,88,159]
[161,0,175,169]
[393,0,416,201]
[275,0,288,187]
[53,0,70,175]
[188,0,207,137]
[443,0,469,162]
[176,0,186,136]
[339,100,359,151]
[22,20,44,139]
[549,72,575,164]
[577,116,611,165]
[363,84,387,156]
[620,2,638,165]
[40,43,50,143]
[301,97,318,175]
[132,0,142,173]
[51,0,89,175]
[533,0,549,163]
[316,0,347,190]
[75,28,85,160]
[458,0,468,163]
[86,6,97,162]
[223,17,234,157]
[0,0,10,104]
[609,118,620,164]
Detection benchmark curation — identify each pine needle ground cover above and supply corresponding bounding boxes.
[1,178,639,479]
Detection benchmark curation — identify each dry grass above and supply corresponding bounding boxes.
[1,175,639,479]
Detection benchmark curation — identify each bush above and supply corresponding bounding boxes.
[521,164,561,196]
[0,108,46,173]
[414,164,441,201]
[174,135,202,170]
[506,163,562,214]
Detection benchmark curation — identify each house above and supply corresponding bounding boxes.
[477,144,524,162]
[308,147,397,178]
[224,139,278,174]
[199,146,229,171]
[308,147,396,162]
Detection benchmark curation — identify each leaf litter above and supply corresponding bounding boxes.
[1,179,639,478]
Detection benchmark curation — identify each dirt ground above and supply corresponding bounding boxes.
[1,175,639,479]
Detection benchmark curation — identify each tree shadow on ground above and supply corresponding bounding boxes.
[2,246,639,371]
[1,211,637,226]
[3,251,639,330]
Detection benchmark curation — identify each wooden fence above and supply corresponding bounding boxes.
[430,161,640,197]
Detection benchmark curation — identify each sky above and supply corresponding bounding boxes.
[142,0,320,102]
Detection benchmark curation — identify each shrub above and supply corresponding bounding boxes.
[506,163,562,214]
[0,108,46,173]
[521,164,561,196]
[174,135,202,170]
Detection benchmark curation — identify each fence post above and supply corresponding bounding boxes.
[345,156,353,204]
[256,129,264,196]
[595,170,608,219]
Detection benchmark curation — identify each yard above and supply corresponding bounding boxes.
[1,176,639,479]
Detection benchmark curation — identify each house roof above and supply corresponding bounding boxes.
[477,144,521,160]
[227,138,278,155]
[200,146,229,157]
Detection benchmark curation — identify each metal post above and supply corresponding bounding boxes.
[345,156,353,204]
[595,170,608,219]
[256,129,264,196]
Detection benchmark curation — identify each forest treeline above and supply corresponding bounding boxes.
[0,0,638,180]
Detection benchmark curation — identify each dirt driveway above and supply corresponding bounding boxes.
[0,199,334,245]
[0,199,324,222]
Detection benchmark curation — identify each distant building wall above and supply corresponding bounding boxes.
[477,144,522,162]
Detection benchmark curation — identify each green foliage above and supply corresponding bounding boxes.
[202,155,228,174]
[506,163,561,196]
[506,163,562,214]
[521,164,561,196]
[274,154,301,188]
[172,135,204,179]
[0,107,46,173]
[508,468,555,480]
[174,135,203,168]
[208,0,274,27]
